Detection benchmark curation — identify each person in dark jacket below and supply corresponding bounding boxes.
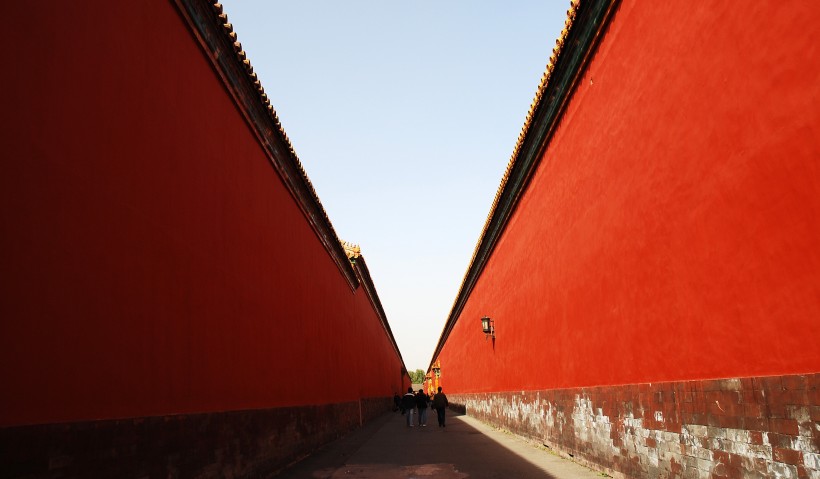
[432,386,448,427]
[401,387,416,427]
[415,389,430,426]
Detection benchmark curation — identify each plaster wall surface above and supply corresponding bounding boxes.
[435,1,819,478]
[437,0,820,394]
[0,4,404,475]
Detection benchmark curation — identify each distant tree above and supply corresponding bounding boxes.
[410,369,426,384]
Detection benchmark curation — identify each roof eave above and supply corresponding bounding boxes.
[429,0,621,371]
[174,0,359,290]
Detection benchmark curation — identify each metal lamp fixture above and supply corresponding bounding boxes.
[433,365,441,378]
[481,316,495,339]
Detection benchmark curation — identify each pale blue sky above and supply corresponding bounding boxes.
[219,1,570,371]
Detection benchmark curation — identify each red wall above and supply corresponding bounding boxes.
[438,1,820,393]
[0,2,404,427]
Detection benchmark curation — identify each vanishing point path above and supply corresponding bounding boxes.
[275,410,605,478]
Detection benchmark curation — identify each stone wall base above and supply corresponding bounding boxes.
[0,396,392,478]
[451,374,819,479]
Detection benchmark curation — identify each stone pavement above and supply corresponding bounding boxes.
[275,409,606,478]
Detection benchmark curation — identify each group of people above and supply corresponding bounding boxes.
[394,386,449,428]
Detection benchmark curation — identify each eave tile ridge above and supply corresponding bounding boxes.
[435,0,581,363]
[467,0,579,280]
[210,2,340,246]
[341,240,362,260]
[481,0,578,253]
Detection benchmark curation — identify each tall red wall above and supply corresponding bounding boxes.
[0,1,404,429]
[437,1,819,393]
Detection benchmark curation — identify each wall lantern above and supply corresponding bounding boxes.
[481,316,495,339]
[433,366,441,378]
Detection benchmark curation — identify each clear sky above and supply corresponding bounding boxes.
[219,1,570,372]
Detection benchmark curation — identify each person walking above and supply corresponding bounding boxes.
[415,389,429,426]
[432,386,448,427]
[401,387,416,427]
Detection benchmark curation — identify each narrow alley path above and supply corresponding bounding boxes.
[276,410,605,478]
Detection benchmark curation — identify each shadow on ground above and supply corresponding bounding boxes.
[272,410,600,479]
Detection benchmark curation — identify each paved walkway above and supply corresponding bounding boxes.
[276,409,605,478]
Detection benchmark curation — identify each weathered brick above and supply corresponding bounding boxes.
[725,428,750,444]
[786,405,812,424]
[449,375,819,479]
[767,401,788,419]
[773,447,803,465]
[709,390,742,406]
[742,390,758,404]
[796,465,810,479]
[693,413,709,425]
[665,420,683,434]
[1,399,383,478]
[718,379,743,392]
[759,376,783,392]
[707,414,722,428]
[808,388,820,406]
[671,457,684,475]
[716,415,743,430]
[753,457,769,473]
[682,466,700,479]
[751,388,767,404]
[713,449,730,464]
[782,375,808,391]
[793,437,819,454]
[712,460,730,477]
[711,437,729,451]
[665,441,683,456]
[744,416,769,432]
[703,380,724,392]
[687,425,709,437]
[767,432,794,448]
[727,452,745,470]
[708,426,727,439]
[744,444,774,461]
[744,403,763,418]
[696,448,713,461]
[770,418,800,436]
[768,462,798,478]
[803,452,820,470]
[725,465,744,479]
[683,454,699,468]
[700,436,713,449]
[769,388,804,409]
